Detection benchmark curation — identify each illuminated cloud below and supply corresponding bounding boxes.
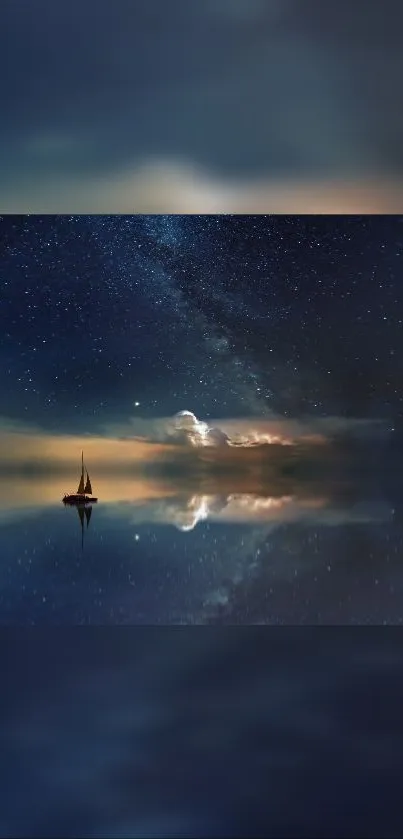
[143,410,386,448]
[170,410,228,447]
[0,409,388,476]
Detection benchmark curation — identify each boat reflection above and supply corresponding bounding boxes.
[63,501,94,551]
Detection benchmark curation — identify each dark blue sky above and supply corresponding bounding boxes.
[1,214,402,433]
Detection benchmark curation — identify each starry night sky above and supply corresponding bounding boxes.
[1,214,402,433]
[1,214,403,628]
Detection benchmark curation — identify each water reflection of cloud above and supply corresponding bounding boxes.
[0,472,390,532]
[104,492,391,533]
[0,468,398,626]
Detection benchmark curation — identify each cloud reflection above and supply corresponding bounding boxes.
[0,473,391,532]
[0,412,396,625]
[0,459,397,626]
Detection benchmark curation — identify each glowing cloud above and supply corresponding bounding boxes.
[0,408,387,477]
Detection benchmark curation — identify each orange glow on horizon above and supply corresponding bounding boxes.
[0,474,177,512]
[0,431,173,468]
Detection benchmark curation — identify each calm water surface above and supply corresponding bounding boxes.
[0,466,401,624]
[1,630,403,837]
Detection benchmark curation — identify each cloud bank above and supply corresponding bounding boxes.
[112,408,387,448]
[0,408,388,474]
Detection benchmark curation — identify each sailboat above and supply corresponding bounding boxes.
[62,451,98,505]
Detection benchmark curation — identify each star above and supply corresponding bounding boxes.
[0,214,402,427]
[0,215,402,632]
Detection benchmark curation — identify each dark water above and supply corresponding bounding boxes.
[0,465,401,625]
[1,630,403,838]
[1,455,403,837]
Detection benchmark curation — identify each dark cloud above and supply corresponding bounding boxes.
[1,0,403,210]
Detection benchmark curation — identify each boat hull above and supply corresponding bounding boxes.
[63,495,98,505]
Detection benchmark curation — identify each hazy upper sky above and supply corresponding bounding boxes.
[1,0,403,212]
